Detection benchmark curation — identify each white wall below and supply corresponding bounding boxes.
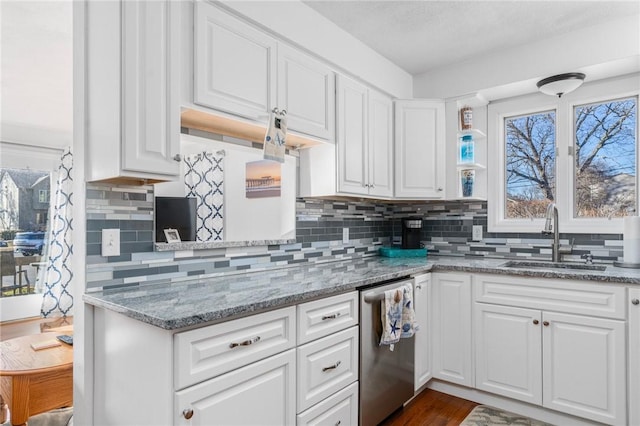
[155,134,297,242]
[413,14,640,101]
[0,1,72,149]
[219,0,413,99]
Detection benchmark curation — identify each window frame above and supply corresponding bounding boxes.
[488,74,639,234]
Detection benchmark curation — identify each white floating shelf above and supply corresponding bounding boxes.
[457,128,487,138]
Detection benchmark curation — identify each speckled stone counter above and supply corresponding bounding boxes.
[83,255,640,330]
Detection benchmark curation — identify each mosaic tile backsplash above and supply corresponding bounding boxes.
[85,184,624,292]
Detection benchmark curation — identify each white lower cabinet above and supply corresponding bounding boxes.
[474,274,627,425]
[296,292,359,425]
[542,312,625,424]
[431,272,473,387]
[475,303,542,405]
[175,349,296,425]
[629,288,640,426]
[413,273,432,391]
[297,381,359,426]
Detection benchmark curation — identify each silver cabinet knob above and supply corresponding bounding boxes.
[533,319,539,325]
[173,154,182,162]
[437,187,443,192]
[183,409,194,420]
[632,298,639,305]
[543,321,550,326]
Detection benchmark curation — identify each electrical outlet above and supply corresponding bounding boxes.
[472,225,483,241]
[342,227,349,243]
[102,228,121,257]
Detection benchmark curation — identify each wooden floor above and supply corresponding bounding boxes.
[381,389,478,426]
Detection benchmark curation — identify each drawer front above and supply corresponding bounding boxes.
[297,381,358,426]
[297,292,358,345]
[297,326,359,412]
[474,274,625,319]
[174,306,296,390]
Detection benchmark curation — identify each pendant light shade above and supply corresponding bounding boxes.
[536,72,586,97]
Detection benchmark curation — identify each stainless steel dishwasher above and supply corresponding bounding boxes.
[360,279,415,426]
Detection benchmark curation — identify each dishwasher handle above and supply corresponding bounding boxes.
[363,281,412,304]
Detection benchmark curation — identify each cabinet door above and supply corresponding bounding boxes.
[431,273,473,386]
[277,44,335,141]
[630,289,640,426]
[336,75,368,195]
[413,273,432,391]
[175,349,296,426]
[542,312,626,425]
[297,381,358,426]
[394,100,446,199]
[121,0,181,177]
[368,89,394,198]
[194,1,276,121]
[475,303,542,405]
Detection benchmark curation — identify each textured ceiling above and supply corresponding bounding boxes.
[302,1,640,75]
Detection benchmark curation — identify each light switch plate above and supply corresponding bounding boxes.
[102,228,120,257]
[472,225,483,241]
[342,227,349,243]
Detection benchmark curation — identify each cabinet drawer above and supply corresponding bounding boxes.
[175,349,296,426]
[297,292,358,345]
[174,306,296,390]
[474,274,625,319]
[297,326,359,412]
[297,381,358,426]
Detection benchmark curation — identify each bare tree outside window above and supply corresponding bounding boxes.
[505,111,556,219]
[574,97,637,218]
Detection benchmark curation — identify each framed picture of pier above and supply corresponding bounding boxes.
[245,160,281,199]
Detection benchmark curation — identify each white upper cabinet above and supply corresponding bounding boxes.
[85,0,181,183]
[194,1,277,121]
[277,44,335,141]
[368,89,394,197]
[337,76,368,194]
[193,2,335,142]
[336,75,393,197]
[394,100,446,199]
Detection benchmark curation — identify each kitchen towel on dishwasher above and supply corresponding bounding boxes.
[401,283,418,338]
[380,283,417,350]
[379,287,403,350]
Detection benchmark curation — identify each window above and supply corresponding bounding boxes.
[573,98,636,218]
[38,189,50,203]
[489,75,639,234]
[505,110,556,219]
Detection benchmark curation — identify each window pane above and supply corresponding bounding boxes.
[504,110,556,219]
[574,97,637,218]
[1,168,51,297]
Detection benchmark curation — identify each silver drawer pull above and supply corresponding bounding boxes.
[229,336,261,349]
[322,360,341,372]
[632,298,639,305]
[322,312,341,321]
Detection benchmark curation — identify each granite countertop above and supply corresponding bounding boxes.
[83,255,640,331]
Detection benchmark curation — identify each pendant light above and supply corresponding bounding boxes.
[536,72,586,97]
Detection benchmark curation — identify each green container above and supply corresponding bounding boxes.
[379,246,427,258]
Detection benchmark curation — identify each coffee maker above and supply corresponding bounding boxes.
[401,218,422,249]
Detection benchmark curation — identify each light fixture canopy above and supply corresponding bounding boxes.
[536,72,586,97]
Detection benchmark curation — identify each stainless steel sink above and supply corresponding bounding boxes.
[500,260,607,271]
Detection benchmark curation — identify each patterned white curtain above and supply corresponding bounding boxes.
[40,148,74,318]
[184,151,224,241]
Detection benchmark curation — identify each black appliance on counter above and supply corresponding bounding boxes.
[401,217,422,249]
[155,197,197,242]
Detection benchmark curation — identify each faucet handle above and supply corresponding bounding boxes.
[581,253,594,264]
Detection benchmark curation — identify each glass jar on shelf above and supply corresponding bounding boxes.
[458,134,475,164]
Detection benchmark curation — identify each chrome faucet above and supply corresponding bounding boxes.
[542,203,561,262]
